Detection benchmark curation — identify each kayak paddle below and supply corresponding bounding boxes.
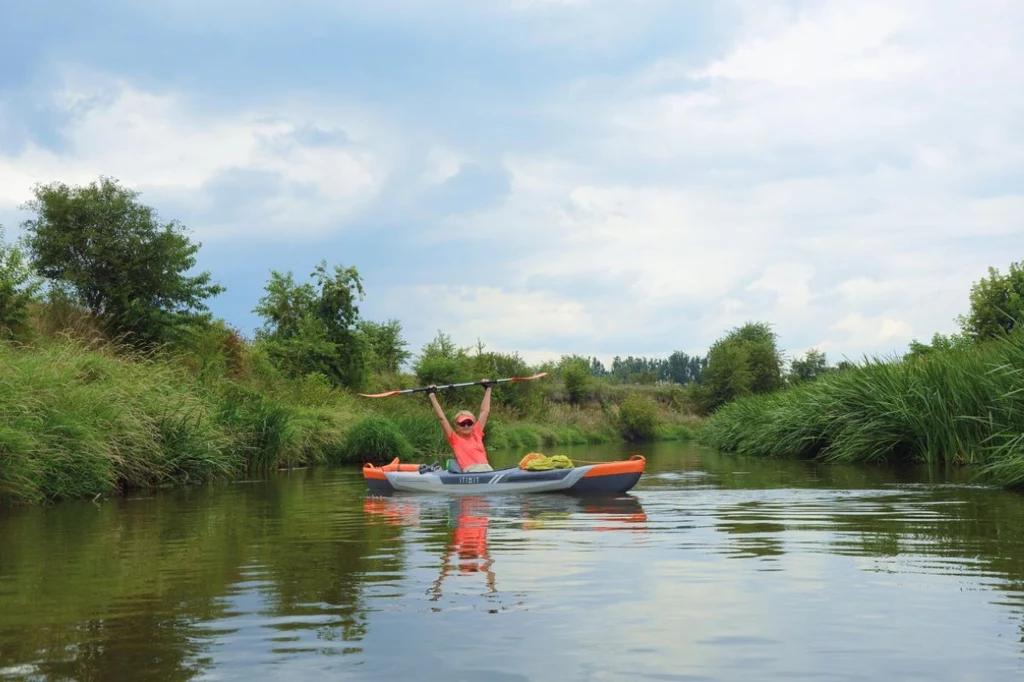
[358,373,548,398]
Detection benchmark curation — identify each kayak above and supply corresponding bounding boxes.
[363,455,645,495]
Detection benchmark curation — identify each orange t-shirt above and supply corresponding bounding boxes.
[446,424,489,470]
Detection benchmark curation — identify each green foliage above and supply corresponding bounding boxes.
[0,339,237,503]
[0,226,42,339]
[413,331,467,385]
[560,355,591,406]
[698,321,783,413]
[788,348,831,384]
[19,177,224,345]
[358,319,411,375]
[699,329,1024,481]
[253,261,366,387]
[958,261,1024,341]
[665,351,704,384]
[177,320,248,383]
[389,414,448,459]
[471,348,533,412]
[341,416,414,465]
[906,332,970,360]
[618,393,660,442]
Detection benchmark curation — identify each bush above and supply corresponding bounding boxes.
[341,416,414,465]
[561,357,591,406]
[618,393,660,442]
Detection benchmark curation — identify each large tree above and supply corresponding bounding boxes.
[20,177,223,344]
[253,261,366,387]
[958,262,1024,341]
[0,225,42,338]
[698,321,784,413]
[358,319,411,375]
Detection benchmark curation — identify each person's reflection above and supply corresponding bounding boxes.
[431,496,495,600]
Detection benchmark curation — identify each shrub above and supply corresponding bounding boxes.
[341,416,414,465]
[618,393,660,442]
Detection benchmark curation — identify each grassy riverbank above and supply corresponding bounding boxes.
[698,329,1024,485]
[0,337,697,504]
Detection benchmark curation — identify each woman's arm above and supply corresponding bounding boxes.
[477,381,492,431]
[428,389,454,438]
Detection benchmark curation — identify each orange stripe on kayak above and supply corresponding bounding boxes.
[363,458,422,479]
[581,454,646,478]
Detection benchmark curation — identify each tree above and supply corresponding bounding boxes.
[958,262,1024,341]
[906,332,970,360]
[20,177,224,344]
[697,321,783,412]
[559,355,591,406]
[358,319,411,375]
[666,350,704,385]
[0,226,42,338]
[413,331,468,385]
[788,348,830,384]
[253,261,366,387]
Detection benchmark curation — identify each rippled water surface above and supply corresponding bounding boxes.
[3,443,1024,681]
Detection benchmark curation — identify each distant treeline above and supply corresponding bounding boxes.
[563,353,707,385]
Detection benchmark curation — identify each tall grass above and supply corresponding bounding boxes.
[0,338,355,503]
[1,328,705,503]
[699,330,1024,484]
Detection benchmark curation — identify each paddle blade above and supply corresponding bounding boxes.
[357,389,406,398]
[507,372,548,382]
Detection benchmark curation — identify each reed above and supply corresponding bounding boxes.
[340,415,414,466]
[699,331,1024,484]
[0,338,236,503]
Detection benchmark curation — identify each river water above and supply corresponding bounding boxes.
[2,443,1023,681]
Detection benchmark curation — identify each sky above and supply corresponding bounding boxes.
[0,0,1022,368]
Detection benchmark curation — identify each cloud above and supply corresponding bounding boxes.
[0,69,392,239]
[2,0,1023,364]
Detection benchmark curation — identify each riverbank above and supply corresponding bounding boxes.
[0,337,698,504]
[697,328,1024,486]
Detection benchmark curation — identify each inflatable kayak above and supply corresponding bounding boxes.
[363,455,645,495]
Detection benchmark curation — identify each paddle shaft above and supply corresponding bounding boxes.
[359,373,547,398]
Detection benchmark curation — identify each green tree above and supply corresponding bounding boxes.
[958,262,1024,341]
[358,319,411,375]
[698,321,783,412]
[253,261,366,387]
[666,350,704,385]
[0,226,42,338]
[788,348,830,384]
[20,177,224,344]
[413,331,468,385]
[906,332,970,360]
[471,345,532,412]
[559,355,591,406]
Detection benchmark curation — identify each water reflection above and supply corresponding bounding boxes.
[433,497,496,598]
[2,445,1024,681]
[363,494,648,603]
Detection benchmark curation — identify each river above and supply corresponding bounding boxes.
[1,443,1023,681]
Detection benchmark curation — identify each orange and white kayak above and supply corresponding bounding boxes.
[363,455,646,495]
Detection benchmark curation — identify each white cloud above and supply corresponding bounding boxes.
[0,70,392,239]
[481,0,1024,358]
[748,264,814,311]
[393,284,598,344]
[4,0,1024,363]
[827,313,914,357]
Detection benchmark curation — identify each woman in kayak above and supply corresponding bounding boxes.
[428,380,493,472]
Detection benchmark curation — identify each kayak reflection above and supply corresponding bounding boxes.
[363,494,647,598]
